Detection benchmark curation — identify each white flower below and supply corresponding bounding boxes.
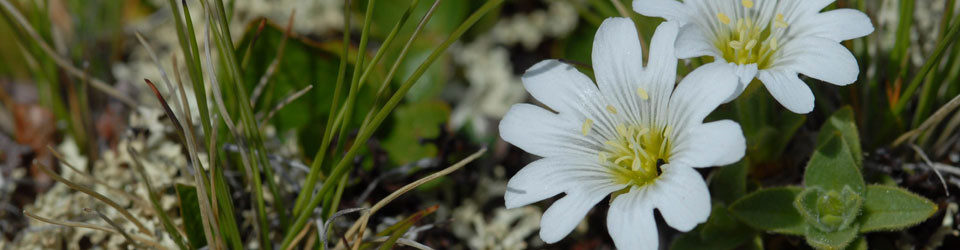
[634,0,874,113]
[499,18,746,249]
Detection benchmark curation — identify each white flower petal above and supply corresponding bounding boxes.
[757,70,815,113]
[607,189,658,250]
[725,62,759,102]
[505,157,615,209]
[667,62,739,133]
[593,18,646,123]
[540,186,619,243]
[633,0,688,22]
[781,38,860,86]
[499,104,600,158]
[671,120,746,168]
[794,0,836,16]
[643,21,681,127]
[522,59,602,116]
[796,9,874,42]
[675,23,718,59]
[649,165,711,231]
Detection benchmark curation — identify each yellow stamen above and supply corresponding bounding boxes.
[741,0,754,8]
[636,87,649,100]
[717,13,731,25]
[744,40,757,50]
[769,37,779,50]
[775,14,788,28]
[606,105,618,114]
[582,118,593,136]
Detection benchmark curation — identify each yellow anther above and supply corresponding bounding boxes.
[728,40,743,49]
[717,13,731,25]
[741,0,754,8]
[775,14,788,28]
[636,87,649,100]
[606,105,618,114]
[744,40,757,50]
[769,37,779,50]
[582,118,593,136]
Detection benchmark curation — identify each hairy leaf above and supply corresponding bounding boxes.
[858,185,938,232]
[804,134,865,195]
[730,187,806,235]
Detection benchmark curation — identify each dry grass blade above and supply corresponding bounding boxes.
[894,93,960,146]
[258,85,313,126]
[318,207,368,250]
[251,10,296,106]
[338,147,487,250]
[23,210,169,250]
[136,31,183,115]
[144,78,221,249]
[364,236,434,250]
[910,144,950,196]
[284,221,315,250]
[33,161,152,235]
[46,145,152,213]
[0,0,137,107]
[85,208,139,248]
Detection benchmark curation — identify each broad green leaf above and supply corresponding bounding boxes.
[709,161,749,205]
[175,184,206,249]
[804,224,859,250]
[382,100,451,165]
[671,205,755,250]
[804,134,865,195]
[816,106,862,167]
[729,187,806,235]
[794,186,862,233]
[858,185,938,232]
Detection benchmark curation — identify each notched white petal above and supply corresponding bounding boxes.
[607,190,658,250]
[522,59,600,116]
[671,120,746,168]
[650,165,711,231]
[758,70,815,114]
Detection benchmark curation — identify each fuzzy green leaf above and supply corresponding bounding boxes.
[816,106,862,167]
[730,187,806,235]
[858,185,938,232]
[846,237,868,250]
[805,224,859,250]
[804,134,865,195]
[175,184,206,249]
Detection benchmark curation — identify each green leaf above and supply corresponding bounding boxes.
[709,161,749,205]
[804,224,859,250]
[858,185,938,232]
[175,184,207,249]
[382,99,451,165]
[804,134,865,195]
[794,186,862,233]
[816,106,862,167]
[729,187,807,235]
[671,205,756,250]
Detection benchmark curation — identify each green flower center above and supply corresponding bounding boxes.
[599,124,672,187]
[713,0,788,69]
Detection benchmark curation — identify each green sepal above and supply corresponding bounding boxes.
[794,186,863,233]
[729,187,806,235]
[804,224,859,250]
[858,185,938,232]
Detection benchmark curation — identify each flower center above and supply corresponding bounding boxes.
[598,124,671,187]
[714,0,788,69]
